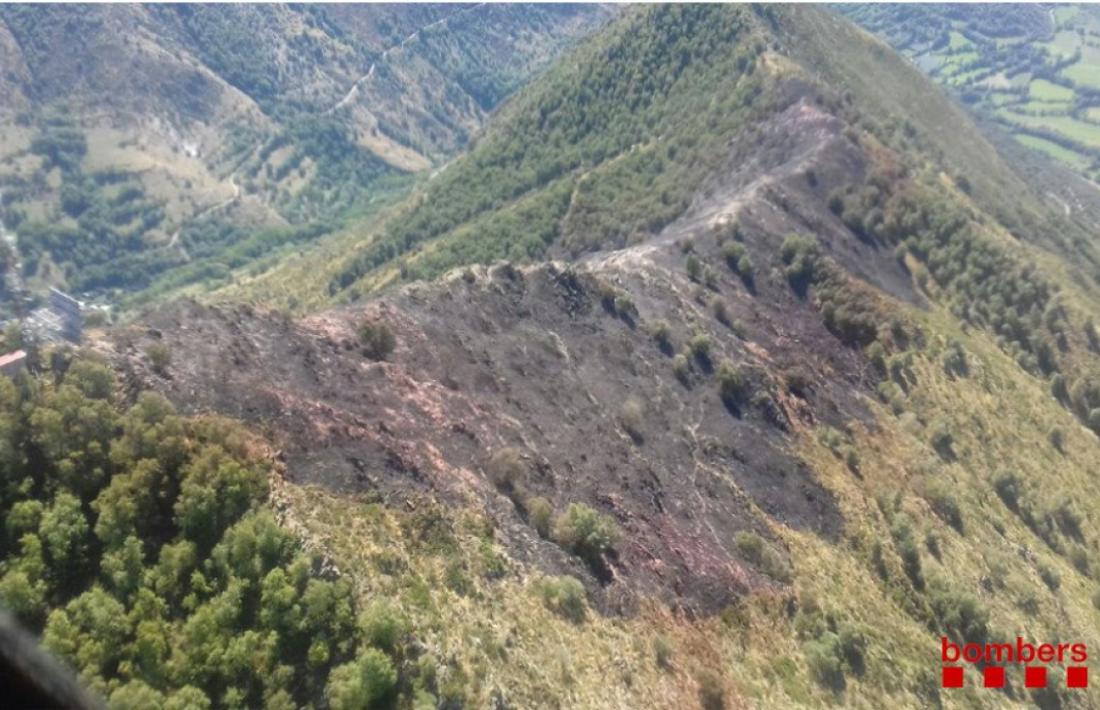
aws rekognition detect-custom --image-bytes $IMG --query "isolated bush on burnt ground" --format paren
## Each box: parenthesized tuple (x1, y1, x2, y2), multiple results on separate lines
(620, 397, 646, 443)
(780, 233, 820, 298)
(359, 320, 396, 361)
(487, 447, 526, 495)
(552, 503, 621, 578)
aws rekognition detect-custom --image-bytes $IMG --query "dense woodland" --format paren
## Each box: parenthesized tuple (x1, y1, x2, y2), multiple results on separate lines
(332, 5, 767, 291)
(0, 359, 402, 709)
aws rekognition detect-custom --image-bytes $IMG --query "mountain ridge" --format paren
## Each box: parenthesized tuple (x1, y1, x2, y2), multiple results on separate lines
(4, 4, 1100, 708)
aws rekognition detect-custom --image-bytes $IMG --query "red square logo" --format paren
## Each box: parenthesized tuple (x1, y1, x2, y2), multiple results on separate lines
(1067, 666, 1088, 688)
(1025, 666, 1047, 688)
(942, 666, 964, 688)
(983, 666, 1005, 688)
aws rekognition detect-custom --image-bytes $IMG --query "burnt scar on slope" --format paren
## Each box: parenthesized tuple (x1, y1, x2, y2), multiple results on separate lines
(127, 290, 844, 575)
(716, 439, 842, 539)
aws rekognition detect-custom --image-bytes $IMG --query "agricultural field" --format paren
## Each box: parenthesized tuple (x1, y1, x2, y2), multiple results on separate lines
(843, 4, 1100, 182)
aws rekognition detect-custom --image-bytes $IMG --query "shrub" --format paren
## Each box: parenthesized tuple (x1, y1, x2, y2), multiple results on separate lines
(780, 234, 820, 295)
(722, 242, 755, 288)
(753, 391, 787, 430)
(688, 333, 713, 369)
(925, 530, 942, 560)
(713, 220, 740, 244)
(1089, 408, 1100, 435)
(552, 503, 620, 569)
(893, 243, 908, 264)
(736, 256, 755, 285)
(804, 633, 845, 691)
(993, 471, 1021, 511)
(818, 426, 846, 454)
(929, 584, 990, 646)
(1069, 546, 1090, 576)
(526, 497, 553, 538)
(613, 293, 638, 324)
(648, 320, 673, 354)
(620, 398, 645, 443)
(538, 575, 587, 623)
(696, 669, 726, 710)
(359, 321, 396, 361)
(924, 482, 964, 532)
(654, 635, 674, 670)
(146, 343, 171, 375)
(837, 626, 867, 675)
(686, 255, 702, 282)
(703, 267, 719, 291)
(734, 531, 764, 562)
(487, 448, 526, 493)
(876, 381, 906, 415)
(734, 531, 791, 582)
(712, 298, 731, 327)
(325, 649, 398, 710)
(844, 448, 860, 474)
(722, 241, 746, 269)
(717, 361, 749, 410)
(1050, 373, 1068, 401)
(672, 353, 691, 385)
(1048, 426, 1065, 452)
(1038, 563, 1061, 592)
(941, 340, 968, 377)
(928, 418, 954, 459)
(359, 601, 403, 653)
(892, 518, 924, 589)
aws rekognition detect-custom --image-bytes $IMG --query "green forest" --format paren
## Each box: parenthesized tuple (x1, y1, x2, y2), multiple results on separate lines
(0, 359, 402, 709)
(331, 4, 766, 292)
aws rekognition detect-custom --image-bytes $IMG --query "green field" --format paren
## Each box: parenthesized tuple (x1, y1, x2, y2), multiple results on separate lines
(1003, 111, 1100, 149)
(1064, 61, 1100, 90)
(844, 5, 1100, 179)
(947, 30, 970, 50)
(1045, 30, 1082, 58)
(1014, 133, 1092, 169)
(1054, 6, 1081, 25)
(1029, 78, 1074, 102)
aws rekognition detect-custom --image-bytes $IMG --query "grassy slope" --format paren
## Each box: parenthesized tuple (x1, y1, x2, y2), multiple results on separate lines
(274, 295, 1100, 708)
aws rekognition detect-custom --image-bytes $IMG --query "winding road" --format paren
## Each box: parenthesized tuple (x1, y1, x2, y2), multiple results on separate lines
(325, 3, 487, 115)
(169, 4, 488, 263)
